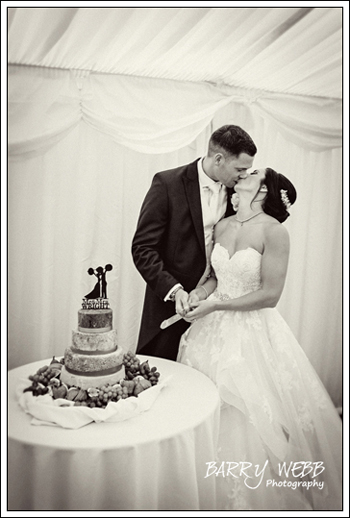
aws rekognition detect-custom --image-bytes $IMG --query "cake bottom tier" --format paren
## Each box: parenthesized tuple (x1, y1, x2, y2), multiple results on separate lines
(60, 365, 125, 390)
(63, 346, 123, 374)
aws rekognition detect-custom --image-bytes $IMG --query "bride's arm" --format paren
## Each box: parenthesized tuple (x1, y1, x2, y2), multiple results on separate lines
(189, 276, 218, 303)
(186, 224, 290, 319)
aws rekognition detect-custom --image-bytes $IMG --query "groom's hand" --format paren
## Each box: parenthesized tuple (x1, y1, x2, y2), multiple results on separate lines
(180, 291, 200, 322)
(175, 289, 190, 317)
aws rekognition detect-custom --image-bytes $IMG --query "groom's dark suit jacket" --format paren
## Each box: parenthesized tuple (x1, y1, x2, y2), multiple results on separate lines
(132, 158, 234, 360)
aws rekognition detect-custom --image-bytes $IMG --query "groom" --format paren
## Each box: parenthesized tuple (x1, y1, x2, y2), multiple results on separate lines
(132, 125, 257, 360)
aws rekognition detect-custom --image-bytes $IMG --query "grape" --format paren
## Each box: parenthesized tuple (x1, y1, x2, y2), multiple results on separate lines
(91, 382, 131, 408)
(122, 351, 160, 387)
(24, 364, 61, 397)
(122, 351, 141, 377)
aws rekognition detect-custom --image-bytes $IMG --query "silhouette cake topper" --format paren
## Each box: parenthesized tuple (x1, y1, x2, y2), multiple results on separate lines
(82, 264, 113, 309)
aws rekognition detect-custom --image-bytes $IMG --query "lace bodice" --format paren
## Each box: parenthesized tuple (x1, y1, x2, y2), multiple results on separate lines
(211, 243, 262, 299)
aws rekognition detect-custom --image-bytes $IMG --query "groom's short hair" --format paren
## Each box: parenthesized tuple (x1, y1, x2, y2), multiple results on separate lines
(208, 125, 257, 158)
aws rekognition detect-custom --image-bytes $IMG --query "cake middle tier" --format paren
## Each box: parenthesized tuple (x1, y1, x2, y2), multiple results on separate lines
(64, 346, 124, 374)
(72, 329, 118, 353)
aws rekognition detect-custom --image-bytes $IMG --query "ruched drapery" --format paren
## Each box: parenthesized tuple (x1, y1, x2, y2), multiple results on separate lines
(9, 65, 341, 159)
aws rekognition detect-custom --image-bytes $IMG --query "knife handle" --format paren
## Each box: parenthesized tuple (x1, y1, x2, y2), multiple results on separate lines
(160, 313, 182, 329)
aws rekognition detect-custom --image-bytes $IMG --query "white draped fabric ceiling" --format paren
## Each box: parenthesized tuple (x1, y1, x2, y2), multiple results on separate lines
(7, 6, 343, 406)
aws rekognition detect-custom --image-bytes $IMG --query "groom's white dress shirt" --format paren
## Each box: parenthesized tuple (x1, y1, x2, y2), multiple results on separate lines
(197, 157, 227, 286)
(165, 158, 227, 301)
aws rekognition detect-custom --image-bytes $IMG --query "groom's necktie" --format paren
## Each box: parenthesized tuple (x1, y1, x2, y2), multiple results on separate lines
(196, 181, 225, 287)
(205, 182, 224, 224)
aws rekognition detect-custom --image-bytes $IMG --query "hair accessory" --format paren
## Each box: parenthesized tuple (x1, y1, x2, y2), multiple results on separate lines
(280, 189, 291, 209)
(230, 193, 239, 211)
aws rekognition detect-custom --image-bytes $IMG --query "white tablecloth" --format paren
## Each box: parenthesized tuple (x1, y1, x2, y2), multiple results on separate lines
(8, 356, 221, 511)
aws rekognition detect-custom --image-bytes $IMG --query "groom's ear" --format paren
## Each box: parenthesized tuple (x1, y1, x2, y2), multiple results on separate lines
(214, 153, 224, 165)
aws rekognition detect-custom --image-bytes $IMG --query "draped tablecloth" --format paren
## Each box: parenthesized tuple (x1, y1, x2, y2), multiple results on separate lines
(8, 356, 221, 511)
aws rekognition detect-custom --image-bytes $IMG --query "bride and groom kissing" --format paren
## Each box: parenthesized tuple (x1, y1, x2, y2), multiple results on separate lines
(131, 125, 341, 510)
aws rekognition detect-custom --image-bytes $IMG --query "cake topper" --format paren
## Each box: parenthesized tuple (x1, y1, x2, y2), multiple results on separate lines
(82, 264, 113, 309)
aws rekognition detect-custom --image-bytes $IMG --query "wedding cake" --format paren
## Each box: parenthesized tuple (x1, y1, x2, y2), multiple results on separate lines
(60, 265, 125, 389)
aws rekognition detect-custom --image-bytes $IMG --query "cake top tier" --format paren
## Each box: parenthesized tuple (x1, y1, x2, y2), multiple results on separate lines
(78, 308, 113, 331)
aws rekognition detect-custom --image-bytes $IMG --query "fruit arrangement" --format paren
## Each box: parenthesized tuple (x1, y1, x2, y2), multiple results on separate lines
(23, 356, 65, 397)
(23, 352, 160, 409)
(123, 351, 160, 385)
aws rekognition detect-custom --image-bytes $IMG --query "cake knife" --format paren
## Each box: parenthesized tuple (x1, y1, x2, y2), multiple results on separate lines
(160, 313, 182, 329)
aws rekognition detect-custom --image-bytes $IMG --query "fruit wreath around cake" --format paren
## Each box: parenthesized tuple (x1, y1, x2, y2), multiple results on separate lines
(23, 351, 161, 409)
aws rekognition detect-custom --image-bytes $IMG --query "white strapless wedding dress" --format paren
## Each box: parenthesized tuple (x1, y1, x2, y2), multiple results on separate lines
(177, 244, 342, 510)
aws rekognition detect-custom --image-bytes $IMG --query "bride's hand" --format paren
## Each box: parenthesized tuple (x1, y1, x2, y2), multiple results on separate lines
(182, 298, 200, 322)
(185, 300, 216, 321)
(188, 290, 200, 308)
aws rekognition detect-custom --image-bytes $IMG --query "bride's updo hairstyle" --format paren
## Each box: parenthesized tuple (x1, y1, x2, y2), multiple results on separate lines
(254, 168, 297, 223)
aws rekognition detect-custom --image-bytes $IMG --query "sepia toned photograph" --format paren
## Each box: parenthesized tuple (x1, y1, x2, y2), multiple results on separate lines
(5, 1, 347, 514)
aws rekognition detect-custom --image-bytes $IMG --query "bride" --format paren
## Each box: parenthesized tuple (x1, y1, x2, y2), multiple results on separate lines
(177, 167, 342, 510)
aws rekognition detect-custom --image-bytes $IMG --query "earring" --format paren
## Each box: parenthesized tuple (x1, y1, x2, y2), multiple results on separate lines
(259, 185, 268, 193)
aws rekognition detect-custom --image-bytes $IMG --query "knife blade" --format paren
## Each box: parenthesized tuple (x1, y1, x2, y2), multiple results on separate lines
(160, 313, 182, 329)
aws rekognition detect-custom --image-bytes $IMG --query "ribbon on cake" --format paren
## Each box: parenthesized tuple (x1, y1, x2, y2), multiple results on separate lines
(16, 376, 172, 429)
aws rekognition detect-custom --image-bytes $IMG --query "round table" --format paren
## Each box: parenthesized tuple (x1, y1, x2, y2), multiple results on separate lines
(8, 356, 221, 511)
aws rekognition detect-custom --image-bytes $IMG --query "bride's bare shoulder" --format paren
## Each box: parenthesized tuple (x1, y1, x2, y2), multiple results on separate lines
(263, 220, 290, 247)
